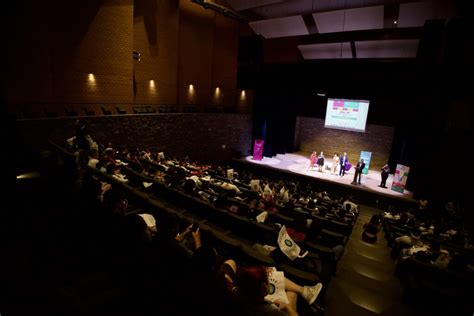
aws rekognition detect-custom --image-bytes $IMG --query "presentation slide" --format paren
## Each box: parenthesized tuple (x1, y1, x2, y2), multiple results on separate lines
(324, 99, 370, 132)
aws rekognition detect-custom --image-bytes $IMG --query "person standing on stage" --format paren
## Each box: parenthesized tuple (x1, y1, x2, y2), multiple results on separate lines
(379, 164, 390, 188)
(331, 153, 339, 174)
(339, 152, 348, 176)
(352, 159, 365, 185)
(309, 151, 317, 170)
(317, 152, 325, 172)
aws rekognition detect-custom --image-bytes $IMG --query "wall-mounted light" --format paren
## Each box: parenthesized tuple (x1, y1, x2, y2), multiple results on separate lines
(215, 87, 220, 97)
(87, 73, 97, 91)
(393, 19, 398, 25)
(149, 80, 156, 94)
(240, 90, 246, 100)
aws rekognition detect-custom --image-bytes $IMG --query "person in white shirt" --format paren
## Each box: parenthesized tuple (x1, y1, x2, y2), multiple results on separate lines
(343, 198, 358, 214)
(88, 150, 100, 168)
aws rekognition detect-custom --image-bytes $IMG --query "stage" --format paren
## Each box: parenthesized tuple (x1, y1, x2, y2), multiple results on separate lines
(239, 152, 414, 202)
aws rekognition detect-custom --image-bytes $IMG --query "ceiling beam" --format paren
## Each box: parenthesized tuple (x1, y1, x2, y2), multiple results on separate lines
(265, 27, 424, 46)
(302, 13, 318, 34)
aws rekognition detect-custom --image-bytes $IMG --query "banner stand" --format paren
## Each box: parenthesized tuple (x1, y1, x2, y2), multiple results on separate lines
(391, 164, 410, 193)
(252, 139, 264, 160)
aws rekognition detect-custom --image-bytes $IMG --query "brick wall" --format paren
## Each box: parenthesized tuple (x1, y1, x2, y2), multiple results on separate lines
(7, 0, 245, 117)
(17, 114, 252, 163)
(296, 116, 394, 170)
(133, 0, 179, 105)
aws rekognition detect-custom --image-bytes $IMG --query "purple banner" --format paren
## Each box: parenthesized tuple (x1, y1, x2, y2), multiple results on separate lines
(253, 139, 264, 160)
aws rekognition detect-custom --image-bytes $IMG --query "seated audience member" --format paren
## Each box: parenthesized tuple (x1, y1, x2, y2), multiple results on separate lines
(418, 197, 428, 211)
(220, 181, 241, 194)
(433, 249, 452, 269)
(88, 149, 100, 168)
(286, 216, 308, 242)
(263, 182, 273, 199)
(235, 265, 323, 316)
(362, 215, 381, 243)
(395, 229, 422, 246)
(306, 198, 316, 209)
(109, 165, 128, 183)
(184, 178, 197, 194)
(102, 147, 117, 166)
(262, 193, 278, 214)
(343, 197, 358, 214)
(187, 228, 240, 315)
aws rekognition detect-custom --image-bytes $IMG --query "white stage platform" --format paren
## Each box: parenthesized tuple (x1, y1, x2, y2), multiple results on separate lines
(240, 152, 414, 201)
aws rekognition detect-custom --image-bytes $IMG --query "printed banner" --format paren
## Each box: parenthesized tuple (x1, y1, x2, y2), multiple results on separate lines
(391, 164, 410, 193)
(359, 151, 372, 174)
(252, 139, 264, 160)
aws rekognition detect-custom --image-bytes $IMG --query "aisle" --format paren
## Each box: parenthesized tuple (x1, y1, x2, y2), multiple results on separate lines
(323, 205, 413, 316)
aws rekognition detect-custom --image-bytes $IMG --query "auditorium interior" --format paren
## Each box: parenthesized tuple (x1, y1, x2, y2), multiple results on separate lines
(3, 0, 474, 315)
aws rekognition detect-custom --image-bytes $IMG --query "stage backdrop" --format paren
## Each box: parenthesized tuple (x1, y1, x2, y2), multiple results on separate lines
(296, 117, 394, 170)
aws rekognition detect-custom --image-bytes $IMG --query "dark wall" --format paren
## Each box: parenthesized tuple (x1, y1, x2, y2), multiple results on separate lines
(6, 0, 249, 116)
(16, 113, 252, 165)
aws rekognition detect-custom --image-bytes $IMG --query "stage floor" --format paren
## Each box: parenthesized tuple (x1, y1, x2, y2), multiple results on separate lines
(240, 152, 414, 201)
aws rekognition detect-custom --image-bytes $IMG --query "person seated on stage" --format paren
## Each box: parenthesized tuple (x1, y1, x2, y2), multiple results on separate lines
(235, 265, 323, 316)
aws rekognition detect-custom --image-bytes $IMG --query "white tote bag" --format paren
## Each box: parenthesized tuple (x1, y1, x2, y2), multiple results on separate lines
(264, 267, 289, 304)
(278, 226, 308, 261)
